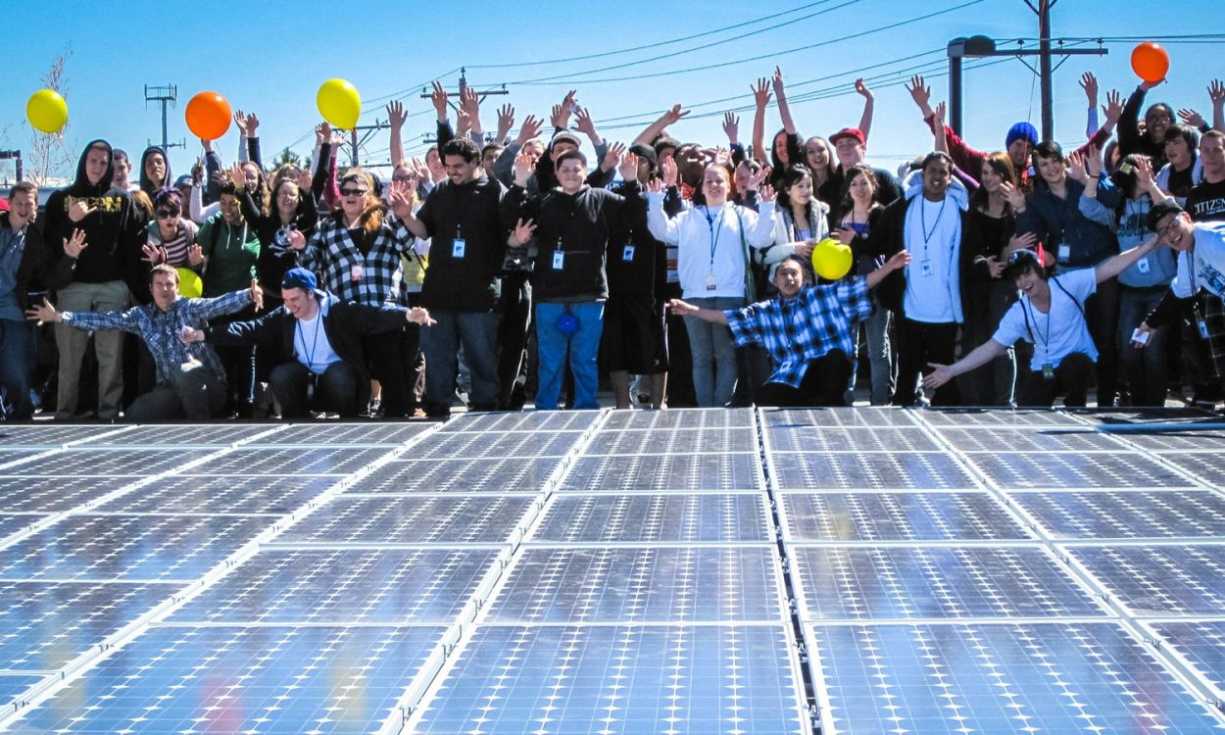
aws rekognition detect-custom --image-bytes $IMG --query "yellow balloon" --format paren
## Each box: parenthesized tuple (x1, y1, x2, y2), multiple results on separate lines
(177, 268, 203, 299)
(811, 237, 853, 281)
(27, 89, 68, 134)
(316, 78, 361, 130)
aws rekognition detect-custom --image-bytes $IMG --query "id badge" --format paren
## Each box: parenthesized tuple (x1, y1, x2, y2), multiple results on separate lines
(705, 273, 717, 291)
(1041, 363, 1055, 381)
(350, 264, 364, 282)
(1057, 243, 1071, 263)
(920, 259, 934, 278)
(452, 238, 466, 259)
(1136, 256, 1150, 275)
(622, 245, 635, 262)
(1198, 319, 1211, 340)
(1131, 327, 1151, 346)
(552, 251, 565, 270)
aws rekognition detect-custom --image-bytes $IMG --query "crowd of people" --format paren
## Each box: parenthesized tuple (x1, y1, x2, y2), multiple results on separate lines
(3, 67, 1225, 422)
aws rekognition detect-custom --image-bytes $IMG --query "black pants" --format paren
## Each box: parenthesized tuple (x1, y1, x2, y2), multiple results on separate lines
(365, 325, 415, 417)
(269, 361, 361, 418)
(1085, 277, 1120, 406)
(660, 284, 696, 407)
(1018, 351, 1094, 407)
(893, 318, 960, 406)
(496, 274, 532, 409)
(757, 350, 852, 407)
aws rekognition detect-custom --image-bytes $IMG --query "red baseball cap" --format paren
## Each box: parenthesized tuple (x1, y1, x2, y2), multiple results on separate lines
(829, 127, 866, 146)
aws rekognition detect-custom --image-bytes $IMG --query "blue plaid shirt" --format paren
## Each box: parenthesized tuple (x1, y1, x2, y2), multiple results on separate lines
(725, 276, 873, 388)
(64, 290, 252, 384)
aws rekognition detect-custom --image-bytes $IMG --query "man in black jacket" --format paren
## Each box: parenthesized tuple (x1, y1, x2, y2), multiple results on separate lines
(502, 149, 640, 410)
(183, 268, 434, 418)
(871, 152, 977, 406)
(0, 183, 47, 419)
(396, 138, 507, 417)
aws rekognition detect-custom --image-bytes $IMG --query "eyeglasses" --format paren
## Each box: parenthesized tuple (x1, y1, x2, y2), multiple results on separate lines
(392, 174, 413, 182)
(340, 188, 368, 197)
(1156, 215, 1183, 240)
(156, 209, 178, 219)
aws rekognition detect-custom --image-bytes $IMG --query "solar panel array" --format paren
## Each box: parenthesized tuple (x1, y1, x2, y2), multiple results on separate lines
(0, 408, 1222, 734)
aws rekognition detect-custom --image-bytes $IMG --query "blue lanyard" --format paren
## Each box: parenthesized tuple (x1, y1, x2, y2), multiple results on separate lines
(703, 205, 727, 267)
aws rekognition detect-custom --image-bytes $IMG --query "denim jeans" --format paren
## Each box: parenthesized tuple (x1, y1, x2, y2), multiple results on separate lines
(1118, 285, 1169, 406)
(535, 301, 604, 410)
(857, 305, 894, 405)
(421, 309, 499, 414)
(0, 319, 35, 419)
(682, 296, 743, 407)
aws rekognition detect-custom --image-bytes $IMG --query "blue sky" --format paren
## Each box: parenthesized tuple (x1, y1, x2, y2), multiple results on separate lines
(3, 0, 1223, 182)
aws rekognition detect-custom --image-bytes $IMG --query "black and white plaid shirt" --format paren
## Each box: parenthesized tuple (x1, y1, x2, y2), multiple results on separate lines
(301, 213, 414, 306)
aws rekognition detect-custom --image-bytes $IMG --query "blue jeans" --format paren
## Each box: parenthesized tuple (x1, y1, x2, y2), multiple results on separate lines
(535, 301, 604, 410)
(682, 296, 743, 407)
(0, 318, 35, 419)
(422, 309, 499, 414)
(1118, 286, 1169, 406)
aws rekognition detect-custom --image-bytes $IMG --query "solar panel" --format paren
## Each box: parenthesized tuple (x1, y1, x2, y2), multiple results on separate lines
(486, 547, 783, 624)
(0, 675, 44, 709)
(1070, 545, 1225, 616)
(809, 622, 1224, 735)
(585, 427, 758, 454)
(411, 625, 806, 734)
(603, 407, 756, 429)
(0, 450, 41, 468)
(772, 451, 977, 490)
(249, 421, 433, 446)
(0, 513, 49, 542)
(790, 546, 1105, 621)
(1115, 430, 1225, 451)
(440, 410, 600, 432)
(408, 430, 580, 459)
(531, 493, 772, 543)
(275, 495, 535, 545)
(1163, 452, 1225, 487)
(761, 406, 919, 428)
(781, 492, 1031, 541)
(13, 449, 187, 476)
(561, 453, 765, 492)
(169, 548, 499, 624)
(918, 408, 1086, 426)
(348, 457, 563, 494)
(74, 423, 275, 447)
(0, 514, 273, 581)
(181, 447, 390, 475)
(1011, 490, 1225, 538)
(0, 424, 122, 447)
(970, 451, 1193, 489)
(0, 476, 143, 513)
(1149, 622, 1225, 699)
(933, 426, 1124, 452)
(768, 426, 940, 453)
(93, 475, 338, 515)
(5, 625, 448, 735)
(0, 580, 183, 670)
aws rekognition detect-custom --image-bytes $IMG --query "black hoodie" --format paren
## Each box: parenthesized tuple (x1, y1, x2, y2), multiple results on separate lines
(138, 146, 172, 196)
(43, 140, 145, 293)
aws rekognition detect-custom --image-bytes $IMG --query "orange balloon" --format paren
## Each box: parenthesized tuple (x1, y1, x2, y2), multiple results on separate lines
(1130, 42, 1169, 84)
(185, 91, 232, 140)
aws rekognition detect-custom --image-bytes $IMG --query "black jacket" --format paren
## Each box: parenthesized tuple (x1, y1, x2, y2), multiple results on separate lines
(206, 292, 407, 381)
(417, 176, 508, 311)
(869, 194, 979, 319)
(504, 183, 641, 301)
(240, 163, 329, 292)
(605, 182, 656, 298)
(43, 140, 145, 294)
(0, 213, 48, 311)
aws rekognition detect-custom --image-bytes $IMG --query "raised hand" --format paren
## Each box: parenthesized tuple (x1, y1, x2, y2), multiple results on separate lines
(386, 100, 406, 129)
(228, 162, 247, 189)
(67, 199, 95, 223)
(574, 106, 598, 138)
(515, 115, 543, 146)
(1066, 151, 1088, 183)
(1000, 181, 1026, 212)
(245, 112, 260, 136)
(249, 278, 264, 311)
(751, 78, 771, 109)
(1007, 231, 1038, 254)
(748, 164, 772, 192)
(25, 298, 60, 325)
(511, 217, 537, 246)
(1134, 155, 1156, 190)
(287, 228, 306, 250)
(431, 81, 449, 121)
(1210, 79, 1225, 107)
(722, 112, 740, 144)
(557, 89, 578, 127)
(316, 121, 334, 148)
(933, 100, 947, 125)
(661, 103, 688, 127)
(645, 177, 665, 194)
(1102, 89, 1124, 125)
(295, 167, 313, 192)
(1084, 144, 1102, 178)
(456, 108, 472, 136)
(617, 150, 639, 181)
(1179, 108, 1206, 128)
(757, 181, 775, 201)
(854, 78, 873, 100)
(1079, 72, 1098, 107)
(771, 66, 786, 99)
(233, 110, 248, 136)
(513, 151, 535, 186)
(496, 104, 515, 142)
(603, 141, 627, 173)
(460, 85, 480, 119)
(63, 229, 89, 258)
(141, 243, 168, 264)
(191, 157, 204, 184)
(905, 74, 932, 114)
(660, 156, 678, 187)
(187, 244, 205, 267)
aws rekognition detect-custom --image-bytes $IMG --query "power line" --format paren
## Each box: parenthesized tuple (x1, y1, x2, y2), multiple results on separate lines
(501, 0, 985, 86)
(362, 67, 464, 110)
(497, 0, 859, 86)
(465, 1, 836, 70)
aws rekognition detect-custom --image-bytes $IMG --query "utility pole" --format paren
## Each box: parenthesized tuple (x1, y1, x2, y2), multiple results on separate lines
(947, 0, 1106, 141)
(345, 119, 392, 167)
(0, 150, 21, 183)
(144, 84, 185, 152)
(418, 67, 510, 120)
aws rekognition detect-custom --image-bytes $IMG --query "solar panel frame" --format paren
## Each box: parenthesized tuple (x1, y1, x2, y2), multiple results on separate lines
(529, 492, 774, 544)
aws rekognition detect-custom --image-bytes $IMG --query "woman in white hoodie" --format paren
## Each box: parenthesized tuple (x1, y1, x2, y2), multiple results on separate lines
(647, 161, 776, 406)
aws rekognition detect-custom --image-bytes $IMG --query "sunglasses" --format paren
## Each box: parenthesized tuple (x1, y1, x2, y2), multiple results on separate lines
(156, 209, 178, 219)
(340, 188, 368, 197)
(1007, 248, 1039, 265)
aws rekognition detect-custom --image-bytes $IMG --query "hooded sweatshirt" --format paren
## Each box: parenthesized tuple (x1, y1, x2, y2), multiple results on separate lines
(43, 140, 145, 292)
(139, 146, 173, 196)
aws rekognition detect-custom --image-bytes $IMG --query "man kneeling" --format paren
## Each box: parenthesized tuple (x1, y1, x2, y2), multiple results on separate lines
(925, 238, 1161, 406)
(181, 268, 434, 418)
(668, 252, 910, 406)
(27, 261, 259, 421)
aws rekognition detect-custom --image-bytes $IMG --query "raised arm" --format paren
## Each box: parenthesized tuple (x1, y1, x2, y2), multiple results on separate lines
(1095, 235, 1160, 283)
(855, 78, 875, 142)
(750, 78, 771, 165)
(387, 101, 406, 169)
(632, 104, 688, 148)
(771, 67, 797, 136)
(1210, 79, 1225, 132)
(645, 176, 681, 245)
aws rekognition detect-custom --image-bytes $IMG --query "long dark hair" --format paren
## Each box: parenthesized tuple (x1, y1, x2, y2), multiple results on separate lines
(971, 152, 1018, 213)
(839, 164, 879, 215)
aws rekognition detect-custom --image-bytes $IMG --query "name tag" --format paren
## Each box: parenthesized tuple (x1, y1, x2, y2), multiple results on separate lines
(622, 245, 635, 262)
(452, 238, 466, 259)
(1198, 319, 1211, 340)
(1131, 327, 1151, 345)
(552, 251, 565, 270)
(1136, 257, 1150, 274)
(919, 259, 934, 278)
(705, 273, 717, 291)
(1057, 243, 1071, 263)
(350, 264, 364, 282)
